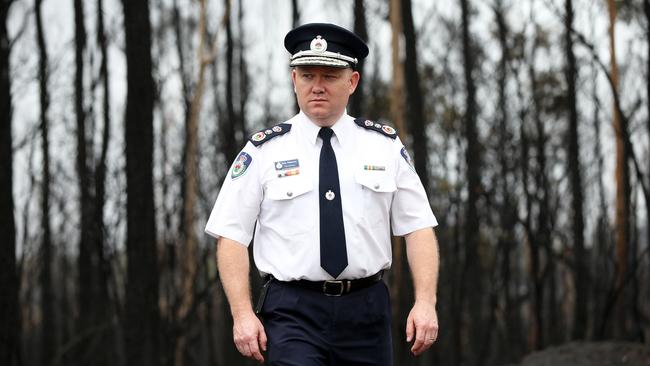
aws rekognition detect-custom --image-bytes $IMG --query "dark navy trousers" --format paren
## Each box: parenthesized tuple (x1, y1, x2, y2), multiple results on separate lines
(259, 280, 393, 366)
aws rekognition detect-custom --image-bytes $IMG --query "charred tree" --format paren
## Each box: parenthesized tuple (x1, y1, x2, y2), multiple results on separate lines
(35, 0, 56, 363)
(460, 0, 483, 363)
(388, 0, 408, 362)
(607, 0, 631, 339)
(237, 0, 248, 140)
(73, 1, 102, 364)
(93, 0, 114, 363)
(176, 1, 218, 363)
(493, 1, 523, 361)
(0, 1, 20, 365)
(291, 0, 300, 115)
(401, 0, 430, 195)
(643, 0, 650, 274)
(564, 0, 587, 341)
(223, 0, 237, 162)
(349, 0, 367, 117)
(121, 0, 161, 365)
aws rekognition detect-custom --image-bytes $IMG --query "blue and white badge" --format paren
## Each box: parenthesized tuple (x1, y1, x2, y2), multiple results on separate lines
(274, 159, 300, 171)
(400, 147, 415, 172)
(231, 152, 252, 179)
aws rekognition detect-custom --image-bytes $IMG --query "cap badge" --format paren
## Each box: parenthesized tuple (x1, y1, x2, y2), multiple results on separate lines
(310, 35, 328, 53)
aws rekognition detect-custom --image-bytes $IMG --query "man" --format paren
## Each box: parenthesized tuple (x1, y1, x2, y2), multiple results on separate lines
(205, 22, 439, 365)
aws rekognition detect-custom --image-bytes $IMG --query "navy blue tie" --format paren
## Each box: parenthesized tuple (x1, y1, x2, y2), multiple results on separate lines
(318, 128, 348, 278)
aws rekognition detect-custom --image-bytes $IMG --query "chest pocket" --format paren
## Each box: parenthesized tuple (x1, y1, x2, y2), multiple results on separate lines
(354, 168, 397, 228)
(264, 175, 315, 235)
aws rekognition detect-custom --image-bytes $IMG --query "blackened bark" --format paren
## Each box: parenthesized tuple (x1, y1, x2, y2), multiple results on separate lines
(349, 0, 367, 117)
(35, 0, 55, 363)
(73, 1, 99, 364)
(460, 0, 483, 364)
(222, 0, 237, 162)
(493, 2, 523, 360)
(565, 0, 587, 340)
(93, 0, 114, 363)
(643, 0, 650, 282)
(237, 0, 248, 139)
(606, 0, 631, 339)
(529, 48, 548, 350)
(401, 0, 430, 195)
(173, 0, 191, 239)
(291, 0, 300, 114)
(121, 0, 160, 365)
(0, 2, 20, 365)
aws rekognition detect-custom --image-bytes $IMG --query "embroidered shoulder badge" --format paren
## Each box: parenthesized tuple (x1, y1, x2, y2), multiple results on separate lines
(248, 123, 292, 146)
(400, 147, 416, 172)
(354, 118, 397, 139)
(231, 151, 252, 179)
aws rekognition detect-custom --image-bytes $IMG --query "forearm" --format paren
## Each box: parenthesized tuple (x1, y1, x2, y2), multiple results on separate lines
(217, 237, 253, 318)
(405, 227, 439, 305)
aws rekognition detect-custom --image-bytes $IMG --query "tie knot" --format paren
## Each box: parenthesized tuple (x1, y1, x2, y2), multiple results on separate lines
(319, 127, 334, 142)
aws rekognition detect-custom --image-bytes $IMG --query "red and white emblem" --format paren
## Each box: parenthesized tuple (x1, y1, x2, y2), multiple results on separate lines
(382, 125, 396, 135)
(252, 132, 266, 142)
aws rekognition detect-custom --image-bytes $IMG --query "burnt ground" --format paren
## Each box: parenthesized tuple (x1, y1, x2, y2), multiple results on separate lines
(512, 342, 650, 366)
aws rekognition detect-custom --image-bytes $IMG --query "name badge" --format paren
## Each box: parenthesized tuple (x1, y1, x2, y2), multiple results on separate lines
(275, 159, 300, 178)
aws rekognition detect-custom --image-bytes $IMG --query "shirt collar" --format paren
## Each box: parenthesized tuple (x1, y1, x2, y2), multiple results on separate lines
(299, 110, 351, 147)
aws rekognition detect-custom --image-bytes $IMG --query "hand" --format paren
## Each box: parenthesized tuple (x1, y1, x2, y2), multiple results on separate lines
(405, 300, 439, 356)
(232, 310, 267, 363)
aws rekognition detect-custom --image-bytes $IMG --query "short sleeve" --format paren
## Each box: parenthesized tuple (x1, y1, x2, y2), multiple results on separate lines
(204, 142, 263, 246)
(390, 137, 438, 236)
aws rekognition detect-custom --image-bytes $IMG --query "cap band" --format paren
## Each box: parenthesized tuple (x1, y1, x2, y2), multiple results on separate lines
(290, 50, 358, 68)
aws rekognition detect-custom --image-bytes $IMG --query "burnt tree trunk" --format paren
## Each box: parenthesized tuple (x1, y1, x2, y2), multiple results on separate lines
(0, 1, 20, 364)
(401, 0, 430, 195)
(73, 1, 101, 364)
(237, 0, 248, 140)
(93, 0, 114, 363)
(493, 1, 523, 361)
(460, 0, 483, 364)
(607, 0, 631, 339)
(121, 0, 161, 365)
(223, 0, 237, 163)
(529, 40, 548, 350)
(389, 0, 408, 362)
(35, 0, 56, 364)
(564, 0, 587, 341)
(643, 0, 650, 288)
(172, 0, 192, 241)
(291, 0, 300, 114)
(349, 0, 367, 117)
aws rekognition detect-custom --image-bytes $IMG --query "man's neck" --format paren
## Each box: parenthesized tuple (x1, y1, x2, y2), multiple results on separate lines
(303, 110, 346, 128)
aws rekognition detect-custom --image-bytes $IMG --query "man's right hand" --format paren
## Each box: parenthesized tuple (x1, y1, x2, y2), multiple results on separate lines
(232, 310, 267, 363)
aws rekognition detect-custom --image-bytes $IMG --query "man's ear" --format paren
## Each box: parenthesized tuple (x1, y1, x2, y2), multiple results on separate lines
(291, 68, 298, 90)
(349, 71, 360, 95)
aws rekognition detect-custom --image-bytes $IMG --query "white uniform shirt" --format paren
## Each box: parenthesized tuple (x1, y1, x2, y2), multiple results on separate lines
(205, 112, 438, 281)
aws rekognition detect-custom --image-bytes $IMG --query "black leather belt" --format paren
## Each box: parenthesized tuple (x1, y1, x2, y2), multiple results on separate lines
(274, 271, 384, 297)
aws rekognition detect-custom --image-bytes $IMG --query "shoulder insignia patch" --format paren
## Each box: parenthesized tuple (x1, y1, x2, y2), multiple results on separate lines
(249, 123, 292, 147)
(354, 118, 397, 139)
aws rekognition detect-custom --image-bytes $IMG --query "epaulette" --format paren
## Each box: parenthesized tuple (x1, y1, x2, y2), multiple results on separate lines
(248, 123, 292, 147)
(354, 118, 398, 139)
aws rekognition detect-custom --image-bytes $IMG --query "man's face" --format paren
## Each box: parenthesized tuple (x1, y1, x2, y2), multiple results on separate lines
(291, 65, 360, 126)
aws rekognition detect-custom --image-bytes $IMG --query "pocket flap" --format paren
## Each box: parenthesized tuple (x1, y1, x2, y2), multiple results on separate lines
(266, 176, 314, 200)
(355, 170, 397, 193)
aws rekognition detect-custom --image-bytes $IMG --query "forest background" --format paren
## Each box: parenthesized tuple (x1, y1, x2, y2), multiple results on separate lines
(1, 0, 649, 365)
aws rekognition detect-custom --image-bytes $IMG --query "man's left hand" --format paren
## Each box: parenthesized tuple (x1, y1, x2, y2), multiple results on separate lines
(405, 300, 439, 356)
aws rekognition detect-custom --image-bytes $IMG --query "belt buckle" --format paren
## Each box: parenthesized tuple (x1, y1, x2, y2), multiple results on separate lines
(323, 280, 349, 296)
